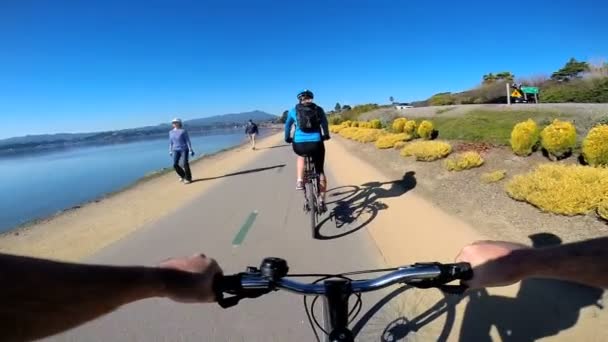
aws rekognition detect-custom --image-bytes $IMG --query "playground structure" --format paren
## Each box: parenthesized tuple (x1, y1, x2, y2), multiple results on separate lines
(507, 83, 540, 104)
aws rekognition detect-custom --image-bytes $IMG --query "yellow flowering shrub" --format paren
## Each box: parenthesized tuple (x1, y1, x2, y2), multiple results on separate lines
(598, 198, 608, 221)
(404, 120, 418, 135)
(351, 121, 360, 127)
(506, 164, 608, 215)
(510, 119, 539, 156)
(370, 119, 382, 129)
(400, 141, 452, 161)
(444, 151, 484, 171)
(417, 120, 434, 140)
(582, 124, 608, 166)
(481, 170, 507, 183)
(393, 141, 407, 149)
(392, 118, 407, 133)
(329, 125, 345, 133)
(342, 120, 353, 127)
(540, 119, 577, 159)
(375, 133, 413, 149)
(339, 127, 384, 143)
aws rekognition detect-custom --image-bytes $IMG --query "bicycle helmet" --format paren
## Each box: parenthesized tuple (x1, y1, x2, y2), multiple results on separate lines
(297, 89, 314, 100)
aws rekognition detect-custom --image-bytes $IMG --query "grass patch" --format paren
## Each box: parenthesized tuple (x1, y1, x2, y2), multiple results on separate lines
(427, 109, 572, 145)
(436, 107, 456, 115)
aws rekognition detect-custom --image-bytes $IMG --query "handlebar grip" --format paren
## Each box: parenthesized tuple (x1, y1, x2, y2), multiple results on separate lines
(451, 262, 473, 281)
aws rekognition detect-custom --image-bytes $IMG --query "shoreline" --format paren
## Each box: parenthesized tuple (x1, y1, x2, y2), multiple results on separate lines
(0, 133, 284, 261)
(1, 128, 281, 236)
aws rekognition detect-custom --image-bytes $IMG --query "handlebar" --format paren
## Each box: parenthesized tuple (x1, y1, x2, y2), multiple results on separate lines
(214, 258, 472, 309)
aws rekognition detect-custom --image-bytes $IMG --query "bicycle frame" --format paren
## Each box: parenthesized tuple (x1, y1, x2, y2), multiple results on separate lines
(323, 279, 355, 342)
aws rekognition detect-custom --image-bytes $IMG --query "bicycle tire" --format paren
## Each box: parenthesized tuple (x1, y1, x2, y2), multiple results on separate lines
(306, 181, 317, 237)
(352, 286, 459, 342)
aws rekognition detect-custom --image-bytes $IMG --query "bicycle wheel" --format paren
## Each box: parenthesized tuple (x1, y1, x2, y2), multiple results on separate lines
(305, 181, 317, 237)
(352, 286, 459, 342)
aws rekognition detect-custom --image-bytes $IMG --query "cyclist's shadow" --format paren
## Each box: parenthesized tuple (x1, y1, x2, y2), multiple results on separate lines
(315, 171, 417, 240)
(459, 233, 605, 342)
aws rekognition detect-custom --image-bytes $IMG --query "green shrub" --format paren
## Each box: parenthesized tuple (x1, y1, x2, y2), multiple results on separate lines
(540, 119, 577, 159)
(417, 120, 434, 140)
(370, 119, 382, 129)
(506, 164, 608, 215)
(444, 151, 484, 171)
(541, 78, 608, 103)
(510, 119, 539, 156)
(429, 93, 456, 106)
(481, 170, 507, 183)
(400, 141, 452, 161)
(328, 115, 343, 125)
(582, 124, 608, 166)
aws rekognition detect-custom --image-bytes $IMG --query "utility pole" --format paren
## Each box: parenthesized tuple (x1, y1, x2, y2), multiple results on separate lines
(507, 83, 511, 105)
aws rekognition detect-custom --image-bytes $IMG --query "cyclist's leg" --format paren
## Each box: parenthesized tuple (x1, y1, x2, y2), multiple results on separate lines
(251, 133, 256, 149)
(314, 142, 327, 201)
(292, 143, 307, 189)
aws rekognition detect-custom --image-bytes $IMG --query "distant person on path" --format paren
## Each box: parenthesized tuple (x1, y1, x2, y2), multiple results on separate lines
(169, 118, 195, 184)
(245, 119, 259, 150)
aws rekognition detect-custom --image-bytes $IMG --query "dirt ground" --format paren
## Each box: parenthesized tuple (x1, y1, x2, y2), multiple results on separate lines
(335, 136, 608, 245)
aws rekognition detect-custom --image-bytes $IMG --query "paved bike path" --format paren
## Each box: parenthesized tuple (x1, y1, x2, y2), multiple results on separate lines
(48, 138, 395, 341)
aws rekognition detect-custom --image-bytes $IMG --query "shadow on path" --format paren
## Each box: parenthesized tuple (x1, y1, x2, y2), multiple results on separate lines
(315, 171, 416, 240)
(191, 164, 285, 183)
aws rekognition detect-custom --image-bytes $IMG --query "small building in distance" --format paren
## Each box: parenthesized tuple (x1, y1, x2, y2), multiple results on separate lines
(394, 102, 413, 110)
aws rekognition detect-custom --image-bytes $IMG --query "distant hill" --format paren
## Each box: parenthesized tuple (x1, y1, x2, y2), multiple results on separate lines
(0, 110, 277, 153)
(186, 110, 276, 126)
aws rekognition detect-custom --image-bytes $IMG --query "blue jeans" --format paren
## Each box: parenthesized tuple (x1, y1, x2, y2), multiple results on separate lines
(173, 149, 192, 181)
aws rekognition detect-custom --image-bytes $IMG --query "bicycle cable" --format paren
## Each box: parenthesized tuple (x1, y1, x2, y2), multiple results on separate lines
(301, 274, 364, 342)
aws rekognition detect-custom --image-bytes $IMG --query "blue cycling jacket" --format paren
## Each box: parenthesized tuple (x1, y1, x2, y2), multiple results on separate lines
(284, 105, 329, 143)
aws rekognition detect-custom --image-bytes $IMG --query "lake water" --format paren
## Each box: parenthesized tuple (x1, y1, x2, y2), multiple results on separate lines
(0, 130, 251, 233)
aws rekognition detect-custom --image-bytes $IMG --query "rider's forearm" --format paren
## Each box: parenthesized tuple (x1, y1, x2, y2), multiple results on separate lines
(513, 237, 608, 288)
(0, 254, 182, 341)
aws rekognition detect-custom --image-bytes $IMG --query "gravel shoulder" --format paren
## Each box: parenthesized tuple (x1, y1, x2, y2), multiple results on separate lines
(334, 136, 608, 244)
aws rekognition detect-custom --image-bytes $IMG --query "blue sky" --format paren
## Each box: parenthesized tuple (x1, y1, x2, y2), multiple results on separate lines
(0, 0, 606, 138)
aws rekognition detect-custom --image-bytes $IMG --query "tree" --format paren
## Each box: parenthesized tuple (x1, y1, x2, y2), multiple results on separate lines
(482, 73, 497, 84)
(335, 102, 341, 112)
(551, 58, 590, 81)
(483, 72, 514, 84)
(342, 104, 352, 111)
(496, 71, 514, 82)
(279, 110, 288, 124)
(389, 96, 394, 104)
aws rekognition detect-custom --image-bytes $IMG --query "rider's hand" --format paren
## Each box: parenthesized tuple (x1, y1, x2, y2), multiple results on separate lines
(455, 240, 529, 289)
(158, 254, 222, 303)
(322, 135, 331, 141)
(169, 151, 173, 156)
(190, 150, 195, 157)
(285, 137, 293, 144)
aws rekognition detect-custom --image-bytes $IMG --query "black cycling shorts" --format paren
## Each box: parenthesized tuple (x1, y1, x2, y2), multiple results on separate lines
(292, 141, 325, 174)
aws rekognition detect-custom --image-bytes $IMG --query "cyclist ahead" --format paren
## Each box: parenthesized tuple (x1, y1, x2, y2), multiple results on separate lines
(284, 90, 330, 209)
